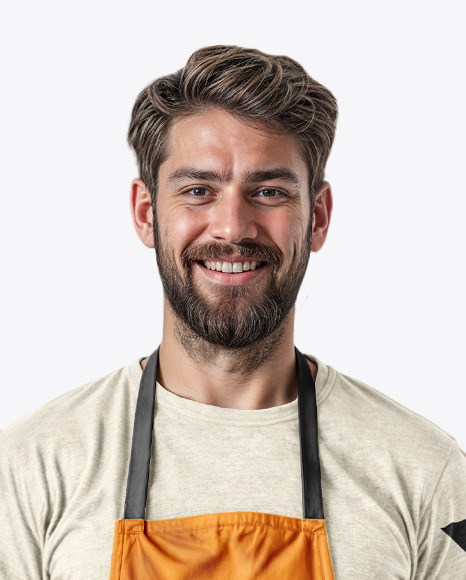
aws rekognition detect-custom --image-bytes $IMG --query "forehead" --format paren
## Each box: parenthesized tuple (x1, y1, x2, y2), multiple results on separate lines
(159, 108, 309, 185)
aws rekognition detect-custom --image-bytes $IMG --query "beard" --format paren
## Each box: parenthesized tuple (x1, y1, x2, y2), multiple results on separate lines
(153, 215, 312, 354)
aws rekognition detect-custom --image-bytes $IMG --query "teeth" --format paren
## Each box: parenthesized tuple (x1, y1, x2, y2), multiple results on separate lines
(202, 260, 260, 273)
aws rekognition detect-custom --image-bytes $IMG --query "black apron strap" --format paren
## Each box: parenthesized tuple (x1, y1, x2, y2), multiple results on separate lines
(295, 347, 325, 519)
(124, 346, 324, 521)
(124, 348, 159, 519)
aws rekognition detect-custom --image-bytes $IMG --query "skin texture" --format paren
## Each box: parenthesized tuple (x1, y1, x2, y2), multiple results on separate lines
(131, 108, 332, 410)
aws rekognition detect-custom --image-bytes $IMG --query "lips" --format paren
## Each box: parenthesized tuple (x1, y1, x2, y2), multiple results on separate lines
(182, 241, 281, 276)
(200, 260, 264, 273)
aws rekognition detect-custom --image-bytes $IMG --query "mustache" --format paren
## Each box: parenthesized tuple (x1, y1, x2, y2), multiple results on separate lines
(181, 241, 282, 270)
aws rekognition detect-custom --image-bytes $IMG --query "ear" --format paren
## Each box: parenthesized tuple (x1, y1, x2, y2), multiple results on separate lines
(311, 182, 332, 252)
(130, 178, 155, 249)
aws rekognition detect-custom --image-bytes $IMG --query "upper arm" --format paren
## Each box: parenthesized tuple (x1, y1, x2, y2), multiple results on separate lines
(416, 442, 466, 578)
(0, 431, 45, 579)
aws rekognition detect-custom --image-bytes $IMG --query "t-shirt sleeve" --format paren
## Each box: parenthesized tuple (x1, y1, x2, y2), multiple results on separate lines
(416, 440, 466, 578)
(0, 430, 44, 579)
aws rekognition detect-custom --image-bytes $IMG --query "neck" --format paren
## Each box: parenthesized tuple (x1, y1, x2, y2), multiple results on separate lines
(141, 303, 317, 410)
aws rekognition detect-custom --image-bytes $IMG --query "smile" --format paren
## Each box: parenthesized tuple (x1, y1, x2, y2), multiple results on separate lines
(194, 260, 267, 286)
(200, 260, 265, 274)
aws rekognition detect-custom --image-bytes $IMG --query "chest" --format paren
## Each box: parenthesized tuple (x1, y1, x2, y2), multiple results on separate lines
(43, 435, 414, 579)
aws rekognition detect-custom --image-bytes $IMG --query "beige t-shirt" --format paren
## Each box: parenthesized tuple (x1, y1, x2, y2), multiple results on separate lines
(1, 354, 465, 579)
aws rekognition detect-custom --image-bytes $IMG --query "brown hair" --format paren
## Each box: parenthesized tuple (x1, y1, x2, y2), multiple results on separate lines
(128, 45, 338, 209)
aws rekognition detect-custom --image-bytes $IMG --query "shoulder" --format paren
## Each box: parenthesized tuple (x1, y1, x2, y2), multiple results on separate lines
(338, 365, 453, 449)
(0, 358, 142, 471)
(311, 354, 455, 451)
(309, 355, 462, 505)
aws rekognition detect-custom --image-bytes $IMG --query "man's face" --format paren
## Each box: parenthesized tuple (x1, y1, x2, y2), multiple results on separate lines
(154, 108, 313, 348)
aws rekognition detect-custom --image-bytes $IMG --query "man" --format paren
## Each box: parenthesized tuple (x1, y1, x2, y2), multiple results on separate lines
(1, 45, 465, 579)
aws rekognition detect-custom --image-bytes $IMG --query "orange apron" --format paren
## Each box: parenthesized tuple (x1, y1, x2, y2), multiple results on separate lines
(110, 348, 335, 579)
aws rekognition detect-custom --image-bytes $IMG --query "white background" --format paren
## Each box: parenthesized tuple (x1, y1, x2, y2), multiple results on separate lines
(1, 1, 465, 448)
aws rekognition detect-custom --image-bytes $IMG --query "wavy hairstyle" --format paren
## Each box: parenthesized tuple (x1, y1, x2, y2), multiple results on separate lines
(128, 45, 338, 210)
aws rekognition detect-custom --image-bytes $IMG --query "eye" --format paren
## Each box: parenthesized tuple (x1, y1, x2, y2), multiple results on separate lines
(185, 187, 210, 197)
(255, 188, 288, 199)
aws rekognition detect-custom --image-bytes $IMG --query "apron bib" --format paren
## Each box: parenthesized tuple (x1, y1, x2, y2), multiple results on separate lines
(109, 348, 334, 579)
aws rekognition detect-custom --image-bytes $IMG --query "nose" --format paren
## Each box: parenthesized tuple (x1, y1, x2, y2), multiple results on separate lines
(207, 193, 259, 243)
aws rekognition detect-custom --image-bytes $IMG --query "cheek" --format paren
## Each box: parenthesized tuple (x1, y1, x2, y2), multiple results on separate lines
(263, 211, 307, 252)
(166, 208, 207, 250)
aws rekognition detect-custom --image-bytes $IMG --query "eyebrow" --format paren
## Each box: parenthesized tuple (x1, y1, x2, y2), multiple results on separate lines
(166, 166, 302, 187)
(245, 169, 302, 187)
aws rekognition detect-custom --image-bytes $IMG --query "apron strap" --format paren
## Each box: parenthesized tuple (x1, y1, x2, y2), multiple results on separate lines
(124, 347, 324, 520)
(124, 348, 159, 519)
(296, 347, 325, 519)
